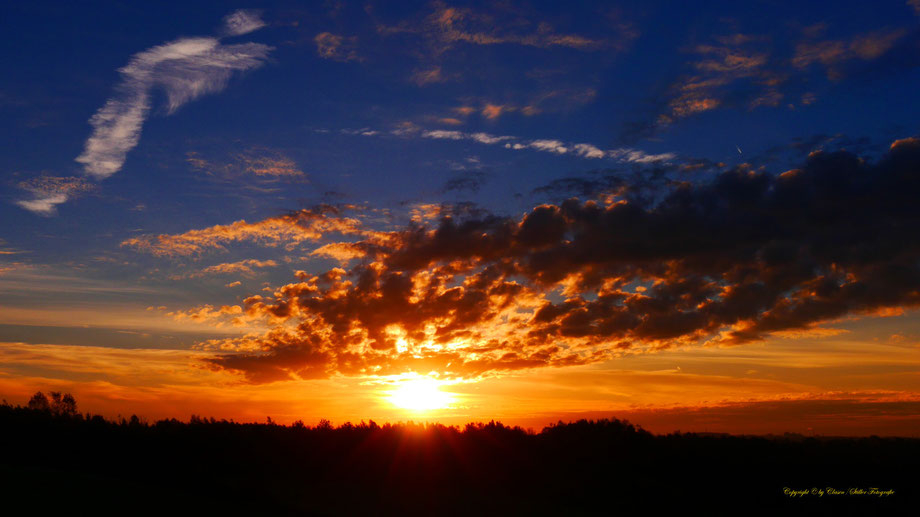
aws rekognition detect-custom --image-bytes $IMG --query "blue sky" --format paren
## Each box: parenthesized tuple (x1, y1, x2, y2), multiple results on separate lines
(1, 1, 920, 429)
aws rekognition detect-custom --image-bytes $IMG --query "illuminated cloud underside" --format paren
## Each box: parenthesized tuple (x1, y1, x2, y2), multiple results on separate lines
(128, 139, 920, 384)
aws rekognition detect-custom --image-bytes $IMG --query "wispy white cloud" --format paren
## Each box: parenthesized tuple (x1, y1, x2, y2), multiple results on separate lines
(528, 139, 568, 154)
(607, 148, 677, 163)
(15, 194, 69, 216)
(470, 132, 512, 145)
(353, 126, 675, 164)
(15, 176, 95, 216)
(76, 10, 271, 180)
(221, 10, 266, 36)
(422, 129, 465, 140)
(573, 143, 605, 159)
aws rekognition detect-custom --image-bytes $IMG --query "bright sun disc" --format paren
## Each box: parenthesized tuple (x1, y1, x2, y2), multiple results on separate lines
(388, 379, 453, 411)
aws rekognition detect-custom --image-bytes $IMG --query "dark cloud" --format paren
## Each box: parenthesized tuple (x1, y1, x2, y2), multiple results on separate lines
(756, 134, 882, 167)
(441, 171, 490, 193)
(199, 138, 920, 382)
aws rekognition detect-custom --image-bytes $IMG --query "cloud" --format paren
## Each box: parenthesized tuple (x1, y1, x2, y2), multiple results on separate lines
(378, 2, 632, 55)
(438, 91, 597, 123)
(408, 203, 446, 223)
(168, 304, 245, 326)
(573, 144, 605, 159)
(525, 87, 598, 114)
(389, 127, 675, 163)
(469, 133, 512, 145)
(606, 149, 677, 163)
(221, 10, 266, 36)
(599, 395, 920, 436)
(187, 149, 305, 179)
(314, 32, 361, 62)
(15, 176, 95, 216)
(528, 139, 568, 154)
(422, 129, 464, 140)
(0, 238, 25, 256)
(182, 259, 279, 279)
(481, 104, 508, 120)
(192, 138, 920, 383)
(310, 242, 367, 263)
(411, 67, 446, 86)
(239, 155, 304, 178)
(637, 26, 913, 137)
(16, 195, 69, 216)
(656, 36, 776, 127)
(441, 171, 490, 193)
(122, 206, 369, 257)
(792, 28, 907, 79)
(76, 11, 271, 179)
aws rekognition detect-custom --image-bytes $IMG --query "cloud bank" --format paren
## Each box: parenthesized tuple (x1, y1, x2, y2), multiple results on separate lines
(126, 138, 920, 383)
(75, 10, 271, 179)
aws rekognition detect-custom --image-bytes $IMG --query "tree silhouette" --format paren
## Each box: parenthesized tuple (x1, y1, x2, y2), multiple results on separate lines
(26, 391, 78, 416)
(2, 392, 916, 514)
(49, 391, 78, 416)
(27, 391, 50, 412)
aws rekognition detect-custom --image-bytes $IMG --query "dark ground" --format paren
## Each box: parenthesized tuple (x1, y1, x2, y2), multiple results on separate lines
(0, 399, 916, 516)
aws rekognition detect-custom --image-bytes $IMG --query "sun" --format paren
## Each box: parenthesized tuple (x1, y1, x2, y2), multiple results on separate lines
(388, 378, 454, 411)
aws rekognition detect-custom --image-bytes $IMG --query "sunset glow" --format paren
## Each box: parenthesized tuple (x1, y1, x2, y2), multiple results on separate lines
(387, 378, 455, 411)
(1, 1, 919, 439)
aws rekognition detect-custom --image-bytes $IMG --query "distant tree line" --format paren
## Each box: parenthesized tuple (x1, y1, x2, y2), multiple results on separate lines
(1, 392, 917, 515)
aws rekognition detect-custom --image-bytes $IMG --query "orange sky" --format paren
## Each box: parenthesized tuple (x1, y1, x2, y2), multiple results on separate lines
(4, 0, 920, 443)
(2, 306, 917, 436)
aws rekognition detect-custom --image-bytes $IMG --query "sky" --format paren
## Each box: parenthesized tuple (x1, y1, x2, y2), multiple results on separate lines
(2, 0, 920, 435)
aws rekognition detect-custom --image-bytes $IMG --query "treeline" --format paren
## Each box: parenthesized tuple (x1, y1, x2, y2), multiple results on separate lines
(1, 393, 917, 515)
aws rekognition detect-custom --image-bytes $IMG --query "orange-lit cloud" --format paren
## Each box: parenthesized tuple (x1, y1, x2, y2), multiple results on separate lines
(659, 36, 777, 125)
(411, 67, 446, 86)
(15, 175, 96, 216)
(240, 156, 304, 177)
(792, 28, 907, 78)
(2, 334, 918, 435)
(122, 206, 369, 257)
(481, 104, 508, 120)
(168, 304, 245, 326)
(187, 149, 305, 179)
(378, 3, 623, 55)
(314, 32, 361, 62)
(652, 26, 908, 130)
(181, 259, 279, 279)
(164, 139, 920, 385)
(310, 242, 367, 263)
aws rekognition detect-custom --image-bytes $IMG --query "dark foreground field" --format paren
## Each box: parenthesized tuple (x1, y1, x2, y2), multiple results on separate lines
(1, 397, 917, 516)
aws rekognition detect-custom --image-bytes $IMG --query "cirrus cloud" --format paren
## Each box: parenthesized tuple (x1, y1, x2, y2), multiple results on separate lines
(76, 10, 272, 180)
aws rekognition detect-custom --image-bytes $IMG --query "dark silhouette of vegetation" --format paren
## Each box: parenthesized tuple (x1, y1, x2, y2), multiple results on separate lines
(27, 391, 77, 416)
(1, 392, 917, 515)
